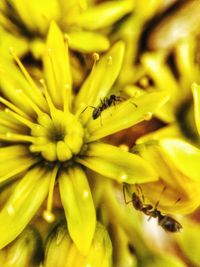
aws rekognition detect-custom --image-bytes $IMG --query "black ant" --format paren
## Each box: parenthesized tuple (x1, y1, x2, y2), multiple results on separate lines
(123, 185, 182, 233)
(81, 94, 137, 120)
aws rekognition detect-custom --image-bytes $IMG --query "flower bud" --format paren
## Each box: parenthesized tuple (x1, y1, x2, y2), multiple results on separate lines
(0, 226, 43, 267)
(44, 221, 112, 267)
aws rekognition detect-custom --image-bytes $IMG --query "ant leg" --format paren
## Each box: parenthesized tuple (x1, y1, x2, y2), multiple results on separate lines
(123, 184, 133, 205)
(129, 101, 138, 108)
(135, 184, 145, 202)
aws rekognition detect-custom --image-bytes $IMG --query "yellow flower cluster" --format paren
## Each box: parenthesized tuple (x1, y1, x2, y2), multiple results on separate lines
(0, 1, 200, 267)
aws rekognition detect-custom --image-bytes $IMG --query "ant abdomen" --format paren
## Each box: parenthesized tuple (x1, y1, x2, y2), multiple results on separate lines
(158, 214, 182, 233)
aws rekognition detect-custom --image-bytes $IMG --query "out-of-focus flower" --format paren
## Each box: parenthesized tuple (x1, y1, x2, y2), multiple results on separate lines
(176, 218, 200, 267)
(93, 177, 186, 267)
(0, 0, 134, 58)
(0, 226, 43, 267)
(44, 221, 112, 267)
(131, 138, 200, 215)
(112, 0, 167, 86)
(0, 22, 168, 253)
(140, 36, 200, 123)
(192, 82, 200, 137)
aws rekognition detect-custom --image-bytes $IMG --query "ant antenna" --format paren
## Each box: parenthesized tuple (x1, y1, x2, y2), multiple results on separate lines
(174, 197, 181, 205)
(154, 185, 167, 210)
(81, 105, 95, 114)
(148, 185, 167, 221)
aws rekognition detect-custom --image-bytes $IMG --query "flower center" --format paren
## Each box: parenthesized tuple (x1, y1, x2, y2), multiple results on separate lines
(30, 110, 84, 162)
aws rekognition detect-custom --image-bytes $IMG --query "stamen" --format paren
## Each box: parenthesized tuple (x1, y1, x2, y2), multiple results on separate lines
(63, 36, 72, 111)
(43, 165, 59, 223)
(40, 78, 57, 117)
(0, 157, 39, 183)
(14, 89, 44, 117)
(9, 47, 47, 110)
(144, 112, 153, 121)
(0, 132, 35, 143)
(63, 84, 70, 113)
(64, 34, 70, 44)
(30, 143, 50, 153)
(4, 108, 36, 129)
(93, 52, 100, 62)
(82, 52, 100, 105)
(0, 117, 22, 131)
(0, 96, 30, 119)
(47, 48, 59, 102)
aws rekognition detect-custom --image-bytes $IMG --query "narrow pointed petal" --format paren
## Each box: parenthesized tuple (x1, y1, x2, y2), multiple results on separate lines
(76, 0, 134, 30)
(177, 219, 200, 267)
(192, 82, 200, 135)
(77, 142, 158, 184)
(0, 58, 47, 116)
(68, 31, 110, 53)
(0, 25, 28, 58)
(0, 167, 51, 249)
(0, 111, 27, 134)
(59, 166, 96, 255)
(0, 145, 40, 183)
(7, 0, 60, 34)
(86, 91, 169, 142)
(160, 138, 200, 182)
(74, 41, 124, 119)
(43, 21, 72, 110)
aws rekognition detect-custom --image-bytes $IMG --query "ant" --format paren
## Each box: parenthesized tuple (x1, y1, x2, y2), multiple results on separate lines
(81, 94, 137, 120)
(123, 184, 182, 233)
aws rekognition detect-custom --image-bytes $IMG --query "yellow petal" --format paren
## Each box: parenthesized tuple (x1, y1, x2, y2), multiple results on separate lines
(177, 219, 200, 267)
(44, 21, 72, 110)
(0, 152, 39, 184)
(192, 82, 200, 135)
(133, 140, 200, 214)
(68, 31, 110, 53)
(74, 41, 124, 121)
(86, 91, 169, 142)
(76, 0, 134, 30)
(8, 0, 60, 34)
(0, 167, 51, 249)
(59, 166, 96, 255)
(77, 142, 158, 184)
(160, 138, 200, 182)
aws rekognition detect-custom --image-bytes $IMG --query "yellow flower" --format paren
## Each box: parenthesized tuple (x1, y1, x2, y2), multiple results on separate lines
(0, 226, 42, 267)
(0, 22, 168, 253)
(0, 0, 134, 57)
(131, 138, 200, 215)
(44, 221, 112, 267)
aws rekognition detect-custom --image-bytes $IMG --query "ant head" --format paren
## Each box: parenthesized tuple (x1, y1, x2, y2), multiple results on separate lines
(110, 94, 116, 99)
(92, 108, 101, 119)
